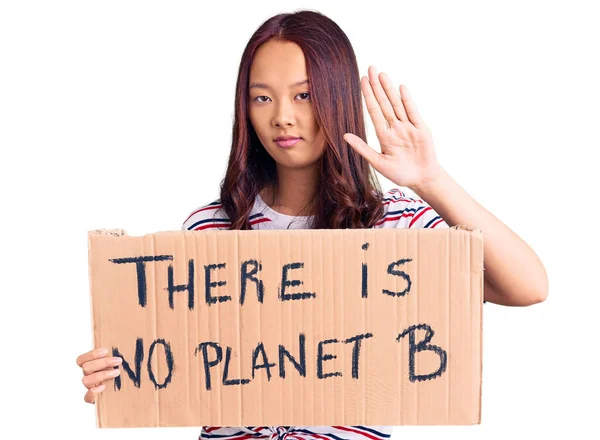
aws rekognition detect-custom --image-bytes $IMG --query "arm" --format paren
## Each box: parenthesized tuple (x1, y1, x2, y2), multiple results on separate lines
(412, 167, 549, 306)
(341, 66, 548, 306)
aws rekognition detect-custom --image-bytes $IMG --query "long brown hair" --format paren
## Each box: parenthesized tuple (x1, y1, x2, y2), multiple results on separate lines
(219, 9, 384, 229)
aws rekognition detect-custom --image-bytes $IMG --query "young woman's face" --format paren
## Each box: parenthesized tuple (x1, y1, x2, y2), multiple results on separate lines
(248, 40, 327, 170)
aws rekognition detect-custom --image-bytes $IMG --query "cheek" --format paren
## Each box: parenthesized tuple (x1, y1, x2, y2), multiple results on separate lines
(249, 111, 265, 137)
(248, 109, 258, 126)
(302, 113, 319, 138)
(312, 121, 324, 141)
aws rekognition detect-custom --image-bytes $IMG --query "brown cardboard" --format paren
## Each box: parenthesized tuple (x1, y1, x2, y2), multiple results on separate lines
(88, 226, 483, 428)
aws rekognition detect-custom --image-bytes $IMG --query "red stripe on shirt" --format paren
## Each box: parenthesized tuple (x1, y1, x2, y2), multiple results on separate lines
(374, 212, 415, 227)
(184, 204, 222, 224)
(204, 427, 222, 433)
(430, 218, 445, 228)
(382, 199, 414, 208)
(193, 223, 231, 231)
(250, 217, 271, 226)
(190, 217, 269, 231)
(331, 426, 382, 440)
(386, 189, 423, 203)
(408, 206, 431, 228)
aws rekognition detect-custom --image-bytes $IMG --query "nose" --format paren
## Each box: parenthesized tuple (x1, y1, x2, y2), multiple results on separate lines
(272, 99, 296, 127)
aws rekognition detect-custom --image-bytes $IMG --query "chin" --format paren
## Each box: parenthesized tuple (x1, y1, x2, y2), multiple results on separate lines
(281, 157, 323, 170)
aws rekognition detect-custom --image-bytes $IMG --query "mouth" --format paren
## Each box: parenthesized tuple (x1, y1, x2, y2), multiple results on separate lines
(274, 137, 302, 148)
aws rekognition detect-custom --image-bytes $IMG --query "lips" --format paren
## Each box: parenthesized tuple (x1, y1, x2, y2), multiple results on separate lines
(274, 136, 302, 148)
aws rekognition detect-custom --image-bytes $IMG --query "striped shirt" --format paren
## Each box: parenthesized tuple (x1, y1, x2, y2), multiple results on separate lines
(183, 188, 449, 232)
(198, 426, 394, 440)
(182, 188, 448, 440)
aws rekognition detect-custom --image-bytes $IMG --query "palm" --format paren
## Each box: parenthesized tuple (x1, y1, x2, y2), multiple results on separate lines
(344, 66, 443, 190)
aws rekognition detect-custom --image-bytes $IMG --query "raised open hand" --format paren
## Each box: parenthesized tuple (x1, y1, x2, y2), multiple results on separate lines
(344, 66, 444, 191)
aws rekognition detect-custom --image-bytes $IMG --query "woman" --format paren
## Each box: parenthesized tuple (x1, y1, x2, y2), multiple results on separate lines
(76, 9, 548, 440)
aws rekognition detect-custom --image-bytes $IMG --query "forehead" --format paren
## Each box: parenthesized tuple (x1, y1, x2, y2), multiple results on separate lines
(249, 40, 307, 85)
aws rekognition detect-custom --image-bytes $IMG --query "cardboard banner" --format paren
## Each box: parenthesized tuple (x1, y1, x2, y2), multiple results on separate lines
(87, 226, 483, 427)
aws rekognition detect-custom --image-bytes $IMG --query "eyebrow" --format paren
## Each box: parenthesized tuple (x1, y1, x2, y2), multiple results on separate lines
(249, 79, 309, 90)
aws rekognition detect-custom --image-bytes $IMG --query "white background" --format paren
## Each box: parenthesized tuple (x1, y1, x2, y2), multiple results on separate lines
(1, 0, 598, 438)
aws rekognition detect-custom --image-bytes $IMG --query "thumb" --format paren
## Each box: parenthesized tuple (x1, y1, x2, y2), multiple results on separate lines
(343, 133, 381, 171)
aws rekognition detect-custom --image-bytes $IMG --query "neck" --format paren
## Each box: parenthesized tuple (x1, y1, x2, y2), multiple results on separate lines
(261, 165, 319, 216)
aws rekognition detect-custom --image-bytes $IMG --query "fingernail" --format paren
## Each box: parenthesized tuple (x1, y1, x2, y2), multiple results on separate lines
(113, 357, 122, 364)
(111, 368, 120, 376)
(98, 384, 106, 391)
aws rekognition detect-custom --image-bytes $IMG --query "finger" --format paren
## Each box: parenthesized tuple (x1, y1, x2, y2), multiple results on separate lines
(399, 84, 424, 128)
(82, 356, 122, 375)
(82, 367, 120, 389)
(360, 75, 388, 134)
(83, 362, 120, 376)
(343, 133, 384, 172)
(76, 348, 108, 367)
(367, 66, 397, 128)
(380, 72, 408, 122)
(84, 384, 106, 404)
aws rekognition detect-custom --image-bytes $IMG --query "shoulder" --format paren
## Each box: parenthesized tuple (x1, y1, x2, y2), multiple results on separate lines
(374, 188, 449, 229)
(181, 199, 232, 231)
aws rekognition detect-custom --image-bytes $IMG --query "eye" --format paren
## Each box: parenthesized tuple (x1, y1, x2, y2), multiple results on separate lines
(253, 93, 311, 103)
